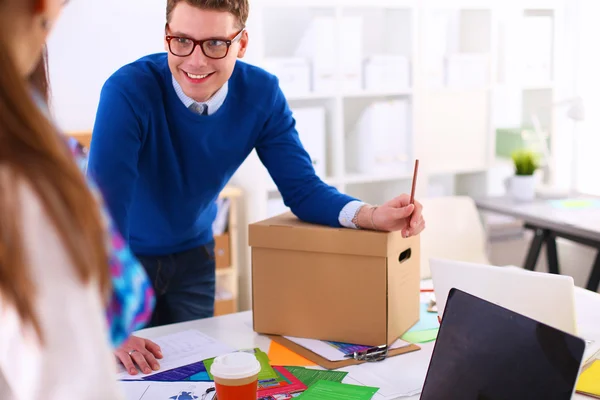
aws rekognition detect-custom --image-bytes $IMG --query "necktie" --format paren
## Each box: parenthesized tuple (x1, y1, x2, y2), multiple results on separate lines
(189, 103, 208, 115)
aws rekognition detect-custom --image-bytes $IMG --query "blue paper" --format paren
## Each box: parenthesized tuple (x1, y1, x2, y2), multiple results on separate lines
(407, 303, 439, 333)
(142, 361, 208, 382)
(186, 372, 211, 382)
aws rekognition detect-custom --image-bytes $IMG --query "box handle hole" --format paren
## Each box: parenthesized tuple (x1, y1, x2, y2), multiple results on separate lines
(399, 249, 412, 264)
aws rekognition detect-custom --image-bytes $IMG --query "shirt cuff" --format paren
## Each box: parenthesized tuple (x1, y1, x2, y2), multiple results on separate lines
(339, 200, 367, 229)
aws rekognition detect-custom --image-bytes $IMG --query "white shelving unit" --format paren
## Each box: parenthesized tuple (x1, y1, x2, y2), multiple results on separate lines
(483, 2, 568, 196)
(229, 0, 569, 309)
(214, 187, 242, 316)
(238, 0, 422, 207)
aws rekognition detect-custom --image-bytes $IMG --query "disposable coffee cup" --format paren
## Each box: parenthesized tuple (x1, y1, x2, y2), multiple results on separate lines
(210, 352, 261, 400)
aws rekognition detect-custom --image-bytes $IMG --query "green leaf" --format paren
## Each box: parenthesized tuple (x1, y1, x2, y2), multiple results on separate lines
(511, 148, 540, 176)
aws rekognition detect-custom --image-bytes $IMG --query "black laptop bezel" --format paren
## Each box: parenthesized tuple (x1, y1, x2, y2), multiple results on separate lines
(420, 287, 586, 400)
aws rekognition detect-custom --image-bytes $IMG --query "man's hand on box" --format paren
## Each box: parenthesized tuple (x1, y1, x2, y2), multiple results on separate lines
(356, 194, 424, 237)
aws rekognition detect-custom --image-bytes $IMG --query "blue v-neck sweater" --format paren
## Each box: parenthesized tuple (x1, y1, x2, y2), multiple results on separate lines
(88, 53, 355, 255)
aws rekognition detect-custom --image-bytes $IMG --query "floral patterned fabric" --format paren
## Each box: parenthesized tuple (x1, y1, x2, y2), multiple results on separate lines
(65, 136, 155, 348)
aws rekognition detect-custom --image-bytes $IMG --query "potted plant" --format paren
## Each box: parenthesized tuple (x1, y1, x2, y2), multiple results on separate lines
(509, 149, 540, 202)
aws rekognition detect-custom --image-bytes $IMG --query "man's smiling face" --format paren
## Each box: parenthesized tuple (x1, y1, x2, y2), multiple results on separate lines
(165, 2, 248, 102)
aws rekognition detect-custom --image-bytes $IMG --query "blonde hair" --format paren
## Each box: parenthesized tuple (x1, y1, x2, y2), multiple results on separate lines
(167, 0, 249, 28)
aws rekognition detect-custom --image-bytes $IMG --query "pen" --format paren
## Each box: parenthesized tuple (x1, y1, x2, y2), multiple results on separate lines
(343, 344, 387, 359)
(201, 387, 216, 400)
(410, 159, 419, 205)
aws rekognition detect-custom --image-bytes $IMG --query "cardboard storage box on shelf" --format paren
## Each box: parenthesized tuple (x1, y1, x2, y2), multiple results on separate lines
(249, 212, 420, 347)
(214, 233, 231, 269)
(214, 299, 236, 316)
(68, 131, 93, 148)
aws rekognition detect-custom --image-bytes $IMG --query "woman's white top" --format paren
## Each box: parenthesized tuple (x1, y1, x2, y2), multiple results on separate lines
(0, 173, 124, 399)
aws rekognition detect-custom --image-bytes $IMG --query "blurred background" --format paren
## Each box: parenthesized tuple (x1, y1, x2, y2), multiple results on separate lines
(46, 0, 600, 312)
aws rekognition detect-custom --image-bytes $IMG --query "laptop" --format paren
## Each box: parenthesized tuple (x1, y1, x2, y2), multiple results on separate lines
(420, 288, 586, 400)
(429, 257, 577, 335)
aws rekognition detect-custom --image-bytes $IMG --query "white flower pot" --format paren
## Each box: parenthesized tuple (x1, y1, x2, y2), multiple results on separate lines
(509, 175, 536, 202)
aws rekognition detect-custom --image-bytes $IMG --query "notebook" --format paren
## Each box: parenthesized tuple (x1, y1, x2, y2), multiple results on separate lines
(576, 360, 600, 398)
(420, 288, 586, 400)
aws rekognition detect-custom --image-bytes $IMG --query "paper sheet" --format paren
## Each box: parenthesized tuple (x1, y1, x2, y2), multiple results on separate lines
(283, 337, 410, 362)
(406, 303, 440, 333)
(343, 376, 420, 400)
(577, 360, 600, 396)
(119, 381, 216, 400)
(140, 360, 209, 382)
(298, 380, 379, 400)
(285, 367, 348, 387)
(342, 341, 435, 398)
(402, 328, 439, 344)
(549, 199, 600, 210)
(268, 341, 317, 367)
(212, 197, 230, 235)
(116, 330, 234, 380)
(283, 336, 344, 361)
(204, 348, 278, 382)
(258, 366, 308, 398)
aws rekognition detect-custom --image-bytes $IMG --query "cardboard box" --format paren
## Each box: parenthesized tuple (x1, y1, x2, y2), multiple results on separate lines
(68, 131, 93, 148)
(249, 213, 420, 347)
(214, 233, 231, 269)
(214, 299, 236, 316)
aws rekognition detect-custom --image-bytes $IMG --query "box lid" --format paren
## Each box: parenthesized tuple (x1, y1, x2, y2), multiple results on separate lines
(249, 212, 404, 257)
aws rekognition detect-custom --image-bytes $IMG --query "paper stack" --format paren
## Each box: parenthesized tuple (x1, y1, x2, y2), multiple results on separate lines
(212, 197, 230, 236)
(295, 16, 363, 93)
(445, 53, 489, 89)
(292, 106, 327, 178)
(346, 100, 411, 175)
(262, 57, 311, 97)
(342, 342, 435, 399)
(364, 55, 411, 92)
(283, 336, 412, 363)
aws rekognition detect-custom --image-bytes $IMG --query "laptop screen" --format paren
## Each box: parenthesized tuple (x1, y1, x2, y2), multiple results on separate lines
(420, 288, 585, 400)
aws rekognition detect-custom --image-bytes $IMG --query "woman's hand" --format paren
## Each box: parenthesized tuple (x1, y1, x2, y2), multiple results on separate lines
(115, 335, 163, 375)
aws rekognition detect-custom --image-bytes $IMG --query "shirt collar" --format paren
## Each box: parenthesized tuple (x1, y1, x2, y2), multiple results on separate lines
(172, 75, 228, 115)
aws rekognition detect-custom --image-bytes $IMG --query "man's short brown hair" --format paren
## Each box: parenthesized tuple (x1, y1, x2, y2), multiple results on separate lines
(166, 0, 249, 28)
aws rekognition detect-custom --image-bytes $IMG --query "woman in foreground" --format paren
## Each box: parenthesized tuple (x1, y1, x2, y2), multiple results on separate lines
(0, 0, 155, 398)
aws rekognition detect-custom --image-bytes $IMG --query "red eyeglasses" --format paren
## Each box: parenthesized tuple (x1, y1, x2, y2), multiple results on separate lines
(165, 24, 245, 59)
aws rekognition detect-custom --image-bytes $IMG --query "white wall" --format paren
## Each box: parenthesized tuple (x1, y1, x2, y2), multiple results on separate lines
(47, 0, 167, 132)
(572, 0, 600, 195)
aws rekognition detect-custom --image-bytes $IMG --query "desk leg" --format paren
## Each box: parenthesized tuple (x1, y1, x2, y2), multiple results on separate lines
(545, 233, 560, 275)
(586, 251, 600, 292)
(524, 228, 546, 271)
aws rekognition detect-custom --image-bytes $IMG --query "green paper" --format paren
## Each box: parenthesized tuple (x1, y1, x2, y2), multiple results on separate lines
(298, 380, 378, 399)
(402, 328, 439, 343)
(203, 348, 278, 382)
(285, 366, 348, 387)
(549, 199, 600, 209)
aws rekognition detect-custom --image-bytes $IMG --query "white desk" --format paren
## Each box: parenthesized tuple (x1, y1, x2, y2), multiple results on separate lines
(475, 196, 600, 291)
(133, 287, 600, 400)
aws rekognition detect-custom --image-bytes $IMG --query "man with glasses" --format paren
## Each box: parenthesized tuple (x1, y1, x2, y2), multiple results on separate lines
(88, 0, 426, 330)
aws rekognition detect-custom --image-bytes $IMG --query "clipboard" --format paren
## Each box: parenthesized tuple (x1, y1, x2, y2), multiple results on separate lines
(267, 334, 421, 370)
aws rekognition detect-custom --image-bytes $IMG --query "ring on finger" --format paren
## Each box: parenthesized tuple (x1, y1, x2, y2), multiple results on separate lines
(128, 349, 139, 357)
